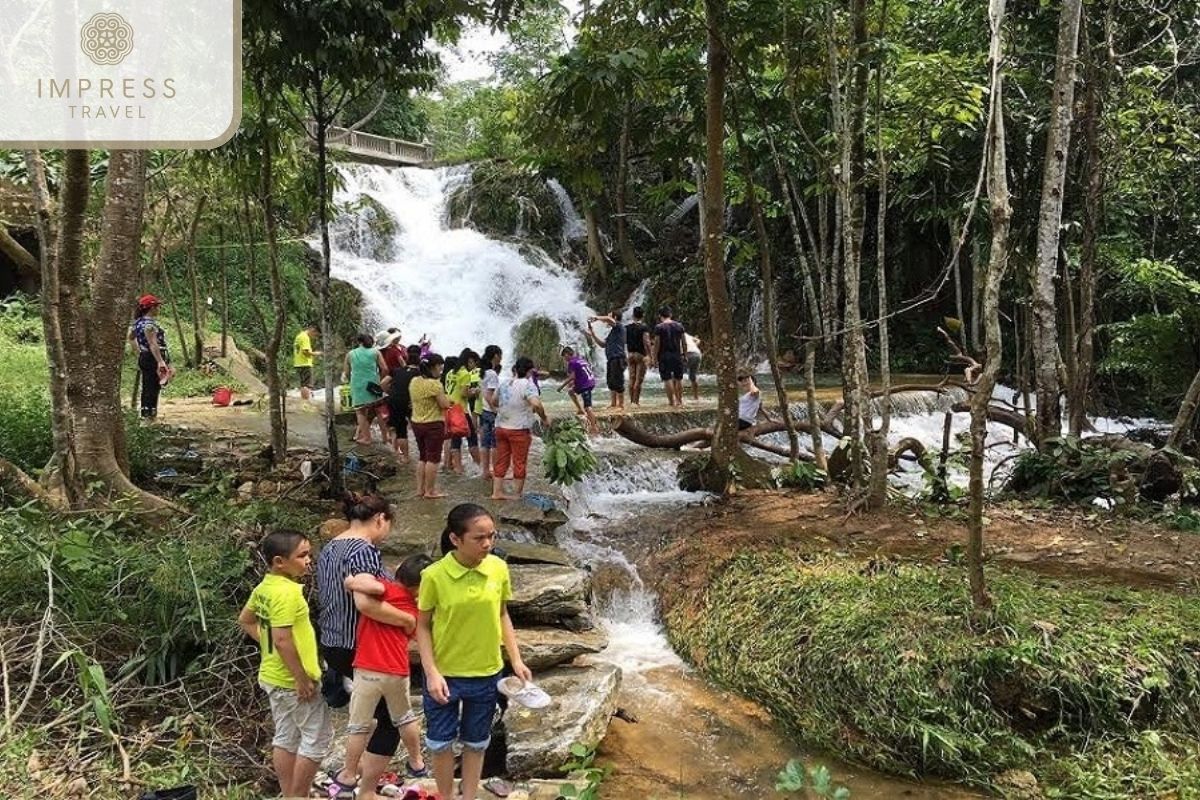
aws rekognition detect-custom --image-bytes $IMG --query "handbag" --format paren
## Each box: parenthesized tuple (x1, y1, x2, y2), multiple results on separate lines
(445, 403, 469, 438)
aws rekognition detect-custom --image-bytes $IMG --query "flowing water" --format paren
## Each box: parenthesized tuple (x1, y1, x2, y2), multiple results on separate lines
(322, 164, 1160, 797)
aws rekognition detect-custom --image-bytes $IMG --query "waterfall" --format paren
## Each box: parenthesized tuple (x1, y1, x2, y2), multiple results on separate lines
(328, 164, 596, 360)
(620, 279, 649, 320)
(546, 178, 588, 244)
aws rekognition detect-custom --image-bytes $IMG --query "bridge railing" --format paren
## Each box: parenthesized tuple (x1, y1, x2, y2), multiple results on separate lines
(306, 121, 434, 164)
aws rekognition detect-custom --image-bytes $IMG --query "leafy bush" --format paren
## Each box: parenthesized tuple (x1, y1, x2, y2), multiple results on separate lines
(1008, 436, 1137, 504)
(513, 314, 566, 373)
(667, 554, 1200, 795)
(542, 417, 597, 486)
(0, 387, 51, 473)
(778, 461, 828, 491)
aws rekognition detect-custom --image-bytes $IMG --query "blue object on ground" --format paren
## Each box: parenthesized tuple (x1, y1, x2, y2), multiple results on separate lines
(154, 468, 179, 480)
(521, 493, 557, 511)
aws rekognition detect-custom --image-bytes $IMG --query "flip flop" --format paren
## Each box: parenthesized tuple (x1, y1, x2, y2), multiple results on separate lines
(483, 777, 513, 797)
(496, 676, 552, 709)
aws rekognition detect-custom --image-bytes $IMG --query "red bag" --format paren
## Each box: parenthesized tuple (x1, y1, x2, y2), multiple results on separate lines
(211, 386, 232, 407)
(445, 404, 469, 438)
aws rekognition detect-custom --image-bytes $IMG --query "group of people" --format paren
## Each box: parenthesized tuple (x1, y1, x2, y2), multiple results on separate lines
(241, 496, 529, 800)
(300, 303, 714, 472)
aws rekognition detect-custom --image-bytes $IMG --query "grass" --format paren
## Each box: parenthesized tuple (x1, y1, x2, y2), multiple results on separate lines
(665, 553, 1200, 798)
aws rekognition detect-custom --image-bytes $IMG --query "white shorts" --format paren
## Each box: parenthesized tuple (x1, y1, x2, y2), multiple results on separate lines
(260, 681, 333, 761)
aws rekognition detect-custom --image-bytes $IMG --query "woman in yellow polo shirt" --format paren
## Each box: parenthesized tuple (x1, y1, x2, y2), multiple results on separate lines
(409, 354, 453, 499)
(416, 504, 533, 800)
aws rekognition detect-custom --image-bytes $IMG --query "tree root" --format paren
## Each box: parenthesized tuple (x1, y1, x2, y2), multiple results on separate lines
(0, 457, 65, 510)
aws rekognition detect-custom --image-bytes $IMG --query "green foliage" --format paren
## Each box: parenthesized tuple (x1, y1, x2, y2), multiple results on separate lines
(542, 418, 597, 486)
(778, 461, 828, 491)
(558, 741, 609, 800)
(667, 553, 1200, 795)
(0, 296, 51, 473)
(417, 82, 529, 163)
(1008, 437, 1137, 504)
(776, 761, 850, 799)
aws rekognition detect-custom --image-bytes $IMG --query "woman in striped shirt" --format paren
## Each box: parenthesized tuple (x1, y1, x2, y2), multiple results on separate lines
(317, 493, 426, 798)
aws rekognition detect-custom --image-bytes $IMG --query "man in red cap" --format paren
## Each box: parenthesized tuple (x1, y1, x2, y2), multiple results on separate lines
(130, 294, 174, 418)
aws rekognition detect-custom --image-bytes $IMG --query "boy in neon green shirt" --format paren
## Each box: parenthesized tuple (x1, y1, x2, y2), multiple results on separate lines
(238, 530, 331, 798)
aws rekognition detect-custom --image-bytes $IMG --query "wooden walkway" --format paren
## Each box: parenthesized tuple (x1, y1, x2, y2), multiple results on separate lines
(307, 121, 434, 166)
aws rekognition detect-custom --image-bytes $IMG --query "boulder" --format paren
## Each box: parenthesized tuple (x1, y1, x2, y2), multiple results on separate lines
(515, 626, 607, 670)
(504, 663, 622, 777)
(409, 625, 608, 671)
(509, 564, 594, 631)
(379, 524, 439, 560)
(318, 518, 350, 540)
(499, 500, 569, 540)
(495, 540, 575, 567)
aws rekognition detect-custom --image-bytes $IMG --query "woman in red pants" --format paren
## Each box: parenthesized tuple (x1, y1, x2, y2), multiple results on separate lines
(491, 356, 550, 501)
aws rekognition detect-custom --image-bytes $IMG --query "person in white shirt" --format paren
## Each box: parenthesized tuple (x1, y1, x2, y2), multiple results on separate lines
(492, 357, 550, 501)
(684, 332, 703, 402)
(737, 373, 762, 431)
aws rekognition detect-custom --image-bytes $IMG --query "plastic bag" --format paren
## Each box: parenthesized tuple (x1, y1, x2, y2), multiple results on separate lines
(445, 404, 469, 438)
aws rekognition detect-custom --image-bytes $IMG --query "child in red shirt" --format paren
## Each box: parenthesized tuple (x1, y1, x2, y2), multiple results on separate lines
(342, 553, 433, 798)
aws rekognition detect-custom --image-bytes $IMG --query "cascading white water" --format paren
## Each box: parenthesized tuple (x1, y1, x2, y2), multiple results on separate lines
(546, 178, 588, 245)
(328, 164, 595, 359)
(620, 278, 649, 321)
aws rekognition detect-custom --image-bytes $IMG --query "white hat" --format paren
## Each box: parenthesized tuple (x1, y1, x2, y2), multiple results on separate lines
(376, 329, 402, 348)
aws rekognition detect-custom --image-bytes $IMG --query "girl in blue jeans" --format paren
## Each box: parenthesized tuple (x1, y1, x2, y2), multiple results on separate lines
(416, 504, 532, 800)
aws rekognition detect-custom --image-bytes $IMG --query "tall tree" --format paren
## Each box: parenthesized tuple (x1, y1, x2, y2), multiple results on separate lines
(1031, 0, 1084, 443)
(20, 150, 169, 510)
(968, 0, 1013, 614)
(700, 0, 743, 483)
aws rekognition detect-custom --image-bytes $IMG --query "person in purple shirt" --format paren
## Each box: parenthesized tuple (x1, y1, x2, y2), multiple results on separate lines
(557, 346, 600, 436)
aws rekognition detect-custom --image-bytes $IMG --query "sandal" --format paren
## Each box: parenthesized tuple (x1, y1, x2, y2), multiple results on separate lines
(405, 760, 430, 779)
(318, 770, 356, 800)
(376, 772, 404, 797)
(483, 777, 513, 797)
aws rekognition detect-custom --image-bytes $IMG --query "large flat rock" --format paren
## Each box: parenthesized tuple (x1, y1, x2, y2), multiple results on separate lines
(504, 662, 622, 778)
(495, 540, 576, 567)
(379, 530, 575, 568)
(508, 564, 594, 631)
(499, 500, 570, 540)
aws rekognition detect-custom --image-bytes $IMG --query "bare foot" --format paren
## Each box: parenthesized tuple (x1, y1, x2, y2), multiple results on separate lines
(423, 492, 447, 499)
(490, 494, 514, 501)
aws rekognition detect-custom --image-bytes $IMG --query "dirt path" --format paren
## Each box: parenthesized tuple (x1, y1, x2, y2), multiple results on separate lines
(653, 491, 1200, 606)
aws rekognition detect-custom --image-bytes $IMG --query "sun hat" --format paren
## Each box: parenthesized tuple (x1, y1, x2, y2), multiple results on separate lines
(381, 331, 403, 348)
(497, 676, 551, 709)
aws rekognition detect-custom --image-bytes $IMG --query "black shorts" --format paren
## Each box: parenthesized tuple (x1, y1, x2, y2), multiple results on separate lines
(738, 419, 753, 431)
(296, 366, 313, 388)
(658, 354, 684, 382)
(606, 358, 627, 393)
(575, 389, 594, 409)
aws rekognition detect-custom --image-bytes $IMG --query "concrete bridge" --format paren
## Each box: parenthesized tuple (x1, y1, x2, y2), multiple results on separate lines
(307, 121, 434, 166)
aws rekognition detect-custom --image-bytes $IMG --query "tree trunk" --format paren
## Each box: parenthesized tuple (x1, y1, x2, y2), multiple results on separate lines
(314, 84, 344, 496)
(701, 0, 743, 484)
(184, 197, 208, 368)
(219, 224, 229, 358)
(24, 149, 84, 505)
(693, 158, 707, 259)
(1069, 1, 1113, 437)
(614, 106, 639, 272)
(157, 206, 193, 368)
(1168, 368, 1200, 450)
(867, 16, 892, 511)
(731, 96, 801, 462)
(831, 0, 872, 488)
(259, 82, 289, 463)
(1031, 0, 1084, 445)
(582, 202, 607, 278)
(804, 340, 827, 469)
(968, 0, 1013, 615)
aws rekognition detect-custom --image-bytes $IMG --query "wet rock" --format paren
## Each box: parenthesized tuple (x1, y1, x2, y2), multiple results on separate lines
(499, 501, 569, 540)
(994, 769, 1043, 799)
(514, 626, 607, 670)
(379, 524, 439, 559)
(509, 564, 594, 631)
(495, 540, 575, 567)
(504, 663, 622, 777)
(1140, 452, 1182, 501)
